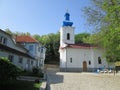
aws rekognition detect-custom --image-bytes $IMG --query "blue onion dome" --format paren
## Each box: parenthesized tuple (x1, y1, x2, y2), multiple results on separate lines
(63, 12, 73, 26)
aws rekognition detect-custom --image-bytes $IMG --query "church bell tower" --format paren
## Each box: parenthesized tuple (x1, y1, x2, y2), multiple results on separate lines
(60, 11, 75, 47)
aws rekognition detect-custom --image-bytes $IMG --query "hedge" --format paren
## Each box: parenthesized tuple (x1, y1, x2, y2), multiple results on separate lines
(0, 57, 22, 84)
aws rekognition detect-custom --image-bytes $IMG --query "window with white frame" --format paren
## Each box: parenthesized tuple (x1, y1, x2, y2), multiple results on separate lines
(38, 47, 40, 52)
(31, 60, 33, 65)
(41, 48, 43, 53)
(0, 36, 7, 45)
(8, 55, 14, 62)
(98, 57, 102, 64)
(29, 45, 33, 51)
(3, 38, 7, 45)
(27, 59, 30, 64)
(19, 57, 23, 64)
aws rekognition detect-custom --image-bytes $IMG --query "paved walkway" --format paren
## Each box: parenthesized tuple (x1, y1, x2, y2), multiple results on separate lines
(46, 72, 120, 90)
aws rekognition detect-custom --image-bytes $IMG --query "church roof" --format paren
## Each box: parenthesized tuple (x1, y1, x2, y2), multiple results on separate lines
(60, 43, 97, 49)
(16, 36, 38, 43)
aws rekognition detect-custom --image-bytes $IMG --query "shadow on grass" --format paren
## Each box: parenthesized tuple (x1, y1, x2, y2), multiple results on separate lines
(0, 80, 41, 90)
(20, 71, 44, 78)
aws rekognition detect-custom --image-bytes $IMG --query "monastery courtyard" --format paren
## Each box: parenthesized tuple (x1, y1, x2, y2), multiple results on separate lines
(46, 71, 120, 90)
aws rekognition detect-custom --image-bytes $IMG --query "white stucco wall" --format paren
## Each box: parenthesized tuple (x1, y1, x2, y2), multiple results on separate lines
(0, 30, 27, 53)
(66, 48, 93, 68)
(14, 45, 27, 53)
(92, 48, 108, 68)
(60, 26, 75, 47)
(0, 30, 43, 71)
(60, 49, 66, 68)
(24, 43, 38, 57)
(60, 47, 109, 71)
(0, 31, 14, 47)
(39, 47, 46, 67)
(0, 50, 35, 71)
(21, 42, 46, 69)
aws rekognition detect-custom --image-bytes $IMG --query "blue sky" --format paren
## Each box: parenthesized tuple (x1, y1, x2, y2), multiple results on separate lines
(0, 0, 92, 36)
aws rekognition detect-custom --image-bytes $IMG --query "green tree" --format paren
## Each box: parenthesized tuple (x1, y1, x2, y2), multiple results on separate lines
(34, 33, 60, 64)
(5, 29, 31, 36)
(5, 28, 13, 35)
(83, 0, 120, 63)
(75, 33, 90, 44)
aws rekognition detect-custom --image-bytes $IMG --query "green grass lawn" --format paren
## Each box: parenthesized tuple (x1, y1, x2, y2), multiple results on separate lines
(0, 80, 41, 90)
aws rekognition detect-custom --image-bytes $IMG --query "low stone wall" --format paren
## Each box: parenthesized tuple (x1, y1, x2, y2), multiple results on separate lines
(17, 76, 40, 81)
(60, 68, 97, 72)
(45, 64, 60, 72)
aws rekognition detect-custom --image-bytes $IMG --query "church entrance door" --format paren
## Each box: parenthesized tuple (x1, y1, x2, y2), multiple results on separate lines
(83, 61, 87, 72)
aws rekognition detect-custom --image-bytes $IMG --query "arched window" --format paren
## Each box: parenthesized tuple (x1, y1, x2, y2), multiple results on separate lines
(89, 60, 91, 65)
(3, 38, 7, 45)
(98, 57, 102, 64)
(41, 48, 43, 53)
(70, 58, 72, 63)
(67, 33, 70, 40)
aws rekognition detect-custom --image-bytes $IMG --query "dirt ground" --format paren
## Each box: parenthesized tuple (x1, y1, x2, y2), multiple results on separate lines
(46, 72, 120, 90)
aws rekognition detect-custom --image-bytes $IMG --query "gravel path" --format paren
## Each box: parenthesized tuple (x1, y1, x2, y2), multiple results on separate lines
(46, 72, 120, 90)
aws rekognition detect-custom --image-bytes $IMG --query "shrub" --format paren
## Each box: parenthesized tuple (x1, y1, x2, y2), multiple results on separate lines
(0, 57, 22, 84)
(32, 67, 39, 74)
(35, 79, 40, 83)
(39, 72, 44, 78)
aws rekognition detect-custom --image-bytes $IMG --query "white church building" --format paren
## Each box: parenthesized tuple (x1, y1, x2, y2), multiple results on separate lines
(59, 12, 110, 72)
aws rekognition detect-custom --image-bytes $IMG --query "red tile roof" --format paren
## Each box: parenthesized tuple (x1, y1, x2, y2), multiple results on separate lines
(60, 44, 97, 49)
(16, 36, 38, 43)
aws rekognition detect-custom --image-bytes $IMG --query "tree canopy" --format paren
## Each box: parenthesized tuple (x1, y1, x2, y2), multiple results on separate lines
(83, 0, 120, 63)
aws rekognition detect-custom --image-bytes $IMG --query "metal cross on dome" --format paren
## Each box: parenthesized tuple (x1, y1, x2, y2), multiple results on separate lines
(65, 10, 70, 21)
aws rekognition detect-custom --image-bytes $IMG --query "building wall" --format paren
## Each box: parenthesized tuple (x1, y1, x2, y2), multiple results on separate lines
(39, 47, 46, 69)
(60, 49, 66, 69)
(0, 31, 27, 53)
(0, 50, 35, 71)
(14, 45, 27, 53)
(60, 48, 109, 72)
(20, 42, 46, 69)
(92, 49, 108, 69)
(0, 30, 46, 71)
(60, 26, 75, 47)
(0, 31, 14, 47)
(67, 48, 92, 68)
(24, 43, 38, 57)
